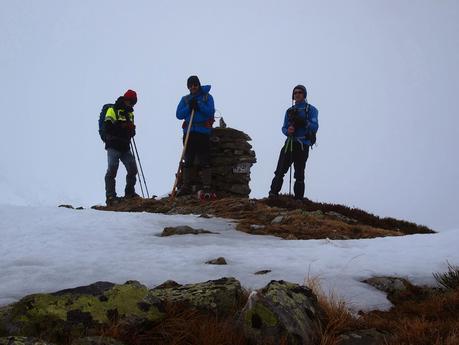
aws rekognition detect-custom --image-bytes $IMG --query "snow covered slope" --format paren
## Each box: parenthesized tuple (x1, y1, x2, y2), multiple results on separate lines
(0, 204, 457, 311)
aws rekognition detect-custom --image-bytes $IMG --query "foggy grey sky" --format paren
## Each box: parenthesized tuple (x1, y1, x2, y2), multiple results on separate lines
(1, 0, 458, 230)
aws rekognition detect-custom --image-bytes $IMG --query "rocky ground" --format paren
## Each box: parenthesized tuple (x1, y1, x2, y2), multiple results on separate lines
(1, 272, 457, 345)
(92, 195, 434, 240)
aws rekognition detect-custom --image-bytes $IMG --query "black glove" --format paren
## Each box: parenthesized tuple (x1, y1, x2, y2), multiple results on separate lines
(287, 107, 305, 128)
(189, 98, 199, 112)
(287, 107, 298, 118)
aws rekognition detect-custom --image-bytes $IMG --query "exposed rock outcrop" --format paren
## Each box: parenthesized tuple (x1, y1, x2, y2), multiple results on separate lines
(0, 281, 163, 343)
(147, 277, 242, 317)
(240, 280, 324, 345)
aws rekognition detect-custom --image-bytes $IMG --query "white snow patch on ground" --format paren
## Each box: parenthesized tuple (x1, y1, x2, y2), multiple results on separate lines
(1, 204, 458, 311)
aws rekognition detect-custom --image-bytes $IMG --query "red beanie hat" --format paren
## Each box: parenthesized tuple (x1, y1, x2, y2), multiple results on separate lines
(124, 89, 137, 104)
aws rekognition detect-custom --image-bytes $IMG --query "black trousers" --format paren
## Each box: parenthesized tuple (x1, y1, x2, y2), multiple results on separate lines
(183, 132, 210, 168)
(270, 140, 309, 199)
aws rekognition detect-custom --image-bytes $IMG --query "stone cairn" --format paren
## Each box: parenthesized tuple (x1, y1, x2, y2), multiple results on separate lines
(209, 124, 256, 197)
(183, 119, 256, 197)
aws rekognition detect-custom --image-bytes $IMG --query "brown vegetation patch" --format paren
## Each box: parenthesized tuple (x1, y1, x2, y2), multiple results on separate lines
(359, 287, 459, 345)
(92, 194, 434, 240)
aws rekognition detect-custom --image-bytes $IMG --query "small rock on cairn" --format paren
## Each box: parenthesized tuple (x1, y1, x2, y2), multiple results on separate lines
(209, 125, 256, 197)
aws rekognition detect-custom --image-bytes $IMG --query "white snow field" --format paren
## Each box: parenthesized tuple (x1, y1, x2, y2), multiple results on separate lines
(0, 204, 458, 311)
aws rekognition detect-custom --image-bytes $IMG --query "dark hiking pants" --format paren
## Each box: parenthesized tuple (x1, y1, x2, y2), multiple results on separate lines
(105, 148, 137, 198)
(182, 132, 212, 188)
(269, 140, 310, 199)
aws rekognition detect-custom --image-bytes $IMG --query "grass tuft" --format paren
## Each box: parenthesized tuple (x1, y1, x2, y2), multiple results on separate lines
(433, 261, 459, 290)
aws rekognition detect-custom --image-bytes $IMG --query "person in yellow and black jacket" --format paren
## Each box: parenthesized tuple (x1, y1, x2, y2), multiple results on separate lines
(103, 89, 138, 205)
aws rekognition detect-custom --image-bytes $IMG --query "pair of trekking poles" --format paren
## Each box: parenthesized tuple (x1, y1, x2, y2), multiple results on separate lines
(129, 138, 150, 199)
(126, 109, 195, 201)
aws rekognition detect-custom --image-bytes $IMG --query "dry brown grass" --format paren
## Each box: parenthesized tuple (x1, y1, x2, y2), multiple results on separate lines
(103, 301, 248, 345)
(304, 276, 459, 345)
(360, 286, 459, 345)
(305, 277, 361, 345)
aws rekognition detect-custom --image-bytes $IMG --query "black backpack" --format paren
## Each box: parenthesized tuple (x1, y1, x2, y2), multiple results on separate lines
(98, 103, 114, 142)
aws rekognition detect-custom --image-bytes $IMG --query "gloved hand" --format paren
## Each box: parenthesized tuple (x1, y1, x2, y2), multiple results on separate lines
(189, 98, 199, 112)
(124, 122, 136, 137)
(287, 107, 298, 118)
(287, 125, 295, 135)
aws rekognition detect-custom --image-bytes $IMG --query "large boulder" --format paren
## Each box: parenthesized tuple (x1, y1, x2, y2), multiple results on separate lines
(148, 277, 243, 317)
(240, 280, 324, 345)
(0, 281, 163, 343)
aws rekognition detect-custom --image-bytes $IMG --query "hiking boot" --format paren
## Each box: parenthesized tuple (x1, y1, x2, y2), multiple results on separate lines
(106, 196, 121, 206)
(124, 192, 141, 199)
(268, 192, 279, 200)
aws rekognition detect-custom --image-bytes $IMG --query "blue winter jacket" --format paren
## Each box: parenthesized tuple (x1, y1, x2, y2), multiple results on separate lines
(281, 101, 319, 146)
(176, 85, 215, 135)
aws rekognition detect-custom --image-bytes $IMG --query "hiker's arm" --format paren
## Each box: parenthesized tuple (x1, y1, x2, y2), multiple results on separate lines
(176, 97, 189, 120)
(308, 107, 319, 133)
(281, 111, 289, 137)
(104, 108, 118, 135)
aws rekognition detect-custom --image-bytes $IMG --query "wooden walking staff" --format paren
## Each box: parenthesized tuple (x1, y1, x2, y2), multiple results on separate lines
(170, 109, 195, 200)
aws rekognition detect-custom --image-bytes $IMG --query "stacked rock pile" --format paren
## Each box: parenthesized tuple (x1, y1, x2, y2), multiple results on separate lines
(209, 126, 256, 197)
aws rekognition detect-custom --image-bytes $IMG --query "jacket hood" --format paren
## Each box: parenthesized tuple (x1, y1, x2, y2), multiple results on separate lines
(192, 85, 211, 95)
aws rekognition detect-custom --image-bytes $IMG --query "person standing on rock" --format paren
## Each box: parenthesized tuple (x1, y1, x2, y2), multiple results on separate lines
(176, 76, 215, 198)
(103, 89, 139, 206)
(268, 85, 319, 200)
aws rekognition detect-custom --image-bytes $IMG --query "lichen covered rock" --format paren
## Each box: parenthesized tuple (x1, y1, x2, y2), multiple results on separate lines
(0, 281, 163, 343)
(240, 280, 324, 345)
(147, 277, 242, 317)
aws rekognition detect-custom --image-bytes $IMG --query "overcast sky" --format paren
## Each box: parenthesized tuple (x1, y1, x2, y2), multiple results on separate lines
(1, 0, 458, 230)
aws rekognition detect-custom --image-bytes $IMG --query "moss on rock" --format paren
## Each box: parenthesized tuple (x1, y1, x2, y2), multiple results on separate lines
(148, 277, 242, 317)
(0, 281, 164, 343)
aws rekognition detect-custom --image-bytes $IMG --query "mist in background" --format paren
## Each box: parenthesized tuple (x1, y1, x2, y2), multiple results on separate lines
(1, 0, 458, 230)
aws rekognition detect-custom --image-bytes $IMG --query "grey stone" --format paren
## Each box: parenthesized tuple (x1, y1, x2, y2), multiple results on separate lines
(271, 215, 284, 224)
(147, 277, 243, 317)
(254, 270, 272, 275)
(240, 280, 324, 345)
(363, 277, 411, 294)
(338, 328, 391, 345)
(160, 225, 216, 237)
(206, 257, 227, 265)
(325, 211, 358, 223)
(153, 280, 181, 290)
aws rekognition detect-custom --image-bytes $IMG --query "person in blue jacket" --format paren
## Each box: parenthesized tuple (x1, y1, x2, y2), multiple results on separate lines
(269, 84, 319, 200)
(176, 75, 215, 196)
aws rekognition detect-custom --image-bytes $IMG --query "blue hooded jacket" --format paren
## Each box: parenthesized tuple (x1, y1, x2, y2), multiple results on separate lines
(281, 100, 319, 146)
(176, 85, 215, 135)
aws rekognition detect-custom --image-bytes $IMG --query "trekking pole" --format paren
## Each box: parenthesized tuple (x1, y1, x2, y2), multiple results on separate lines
(288, 137, 293, 196)
(130, 142, 145, 198)
(170, 109, 196, 200)
(132, 138, 150, 198)
(288, 99, 294, 197)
